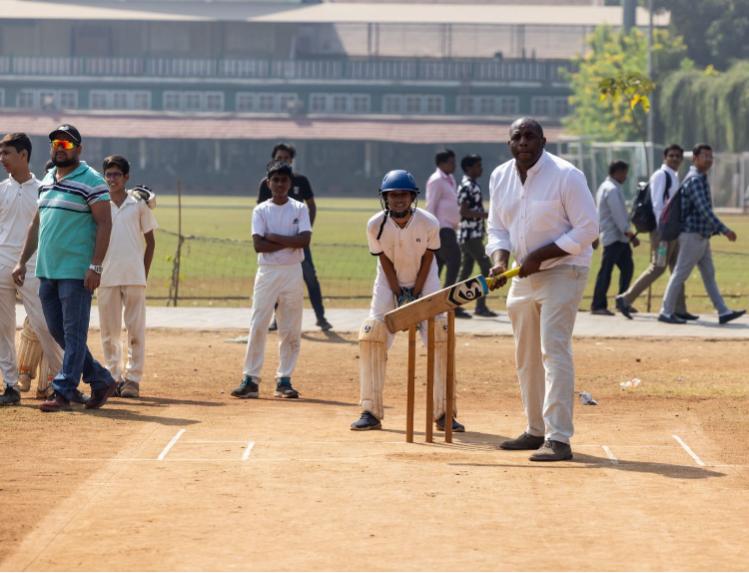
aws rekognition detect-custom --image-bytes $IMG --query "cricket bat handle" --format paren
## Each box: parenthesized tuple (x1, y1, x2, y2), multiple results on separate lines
(485, 267, 520, 290)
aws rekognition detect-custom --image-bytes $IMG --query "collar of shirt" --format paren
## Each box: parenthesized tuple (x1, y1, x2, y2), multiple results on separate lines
(438, 168, 455, 186)
(112, 194, 138, 211)
(7, 173, 39, 188)
(50, 161, 90, 183)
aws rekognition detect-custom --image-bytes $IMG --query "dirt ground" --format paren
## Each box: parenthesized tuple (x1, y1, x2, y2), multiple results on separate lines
(1, 329, 748, 571)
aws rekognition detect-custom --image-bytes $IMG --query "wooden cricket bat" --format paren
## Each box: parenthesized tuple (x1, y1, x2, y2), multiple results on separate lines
(384, 268, 520, 333)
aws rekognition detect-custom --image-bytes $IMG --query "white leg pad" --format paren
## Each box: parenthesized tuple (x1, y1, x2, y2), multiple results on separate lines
(358, 318, 388, 420)
(431, 318, 458, 420)
(18, 317, 42, 382)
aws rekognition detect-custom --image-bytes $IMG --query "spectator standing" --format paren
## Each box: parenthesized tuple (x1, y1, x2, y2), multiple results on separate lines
(591, 161, 639, 315)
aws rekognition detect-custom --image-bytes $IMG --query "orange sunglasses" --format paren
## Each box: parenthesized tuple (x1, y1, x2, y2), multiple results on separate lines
(51, 139, 77, 150)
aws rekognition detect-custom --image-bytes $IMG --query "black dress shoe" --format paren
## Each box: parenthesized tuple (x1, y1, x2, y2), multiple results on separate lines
(454, 307, 472, 319)
(70, 389, 90, 404)
(591, 308, 615, 316)
(85, 381, 117, 409)
(719, 309, 746, 325)
(499, 432, 545, 450)
(675, 312, 699, 321)
(529, 439, 573, 462)
(615, 296, 633, 320)
(658, 313, 686, 324)
(474, 307, 499, 318)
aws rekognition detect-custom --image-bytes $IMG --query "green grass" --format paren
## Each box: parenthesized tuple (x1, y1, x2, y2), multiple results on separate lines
(148, 195, 749, 311)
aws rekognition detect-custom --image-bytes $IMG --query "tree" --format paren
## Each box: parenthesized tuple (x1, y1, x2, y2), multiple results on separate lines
(563, 26, 687, 142)
(652, 0, 749, 69)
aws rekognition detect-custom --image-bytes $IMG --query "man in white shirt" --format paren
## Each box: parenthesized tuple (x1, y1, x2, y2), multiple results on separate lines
(425, 149, 470, 319)
(0, 133, 63, 406)
(351, 169, 463, 433)
(486, 118, 598, 461)
(232, 161, 311, 400)
(615, 145, 694, 320)
(98, 155, 157, 399)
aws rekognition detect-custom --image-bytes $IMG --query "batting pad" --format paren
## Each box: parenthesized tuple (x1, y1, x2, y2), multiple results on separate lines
(358, 318, 388, 420)
(431, 318, 457, 420)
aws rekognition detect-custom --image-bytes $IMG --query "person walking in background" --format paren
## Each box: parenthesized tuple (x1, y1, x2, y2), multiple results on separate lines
(426, 149, 469, 318)
(658, 144, 745, 325)
(0, 133, 63, 406)
(616, 145, 694, 320)
(456, 154, 497, 317)
(257, 143, 332, 332)
(12, 124, 117, 412)
(98, 155, 158, 399)
(591, 160, 639, 315)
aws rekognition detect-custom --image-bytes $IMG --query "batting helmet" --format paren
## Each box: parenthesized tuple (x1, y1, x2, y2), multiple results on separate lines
(379, 170, 419, 194)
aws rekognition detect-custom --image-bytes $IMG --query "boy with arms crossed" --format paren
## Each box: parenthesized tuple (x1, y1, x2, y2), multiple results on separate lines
(232, 161, 310, 400)
(352, 170, 464, 432)
(98, 155, 157, 398)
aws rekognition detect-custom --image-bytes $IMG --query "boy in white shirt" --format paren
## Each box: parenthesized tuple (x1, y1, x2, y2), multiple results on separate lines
(232, 161, 311, 400)
(351, 169, 464, 433)
(98, 155, 157, 398)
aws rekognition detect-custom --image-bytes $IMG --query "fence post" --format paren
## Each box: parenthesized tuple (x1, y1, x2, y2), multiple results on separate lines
(167, 180, 183, 307)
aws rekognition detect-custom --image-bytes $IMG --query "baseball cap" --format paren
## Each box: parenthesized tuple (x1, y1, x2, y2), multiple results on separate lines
(49, 124, 82, 145)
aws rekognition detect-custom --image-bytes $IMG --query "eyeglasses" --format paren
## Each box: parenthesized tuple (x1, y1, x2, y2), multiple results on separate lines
(104, 172, 124, 179)
(51, 139, 77, 150)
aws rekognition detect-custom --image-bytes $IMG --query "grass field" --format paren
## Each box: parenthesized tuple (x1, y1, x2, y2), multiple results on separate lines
(146, 195, 749, 312)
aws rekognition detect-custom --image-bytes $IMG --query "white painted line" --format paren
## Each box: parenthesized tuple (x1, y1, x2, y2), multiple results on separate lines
(185, 440, 246, 444)
(672, 434, 705, 466)
(241, 439, 255, 462)
(602, 445, 619, 464)
(158, 429, 185, 461)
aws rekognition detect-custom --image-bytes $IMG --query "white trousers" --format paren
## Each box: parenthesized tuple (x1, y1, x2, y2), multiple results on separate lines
(363, 270, 456, 420)
(243, 264, 304, 380)
(0, 264, 63, 388)
(98, 285, 147, 383)
(506, 265, 588, 444)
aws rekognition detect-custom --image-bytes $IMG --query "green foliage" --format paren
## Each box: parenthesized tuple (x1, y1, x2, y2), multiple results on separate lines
(564, 26, 688, 141)
(659, 61, 749, 151)
(653, 0, 749, 69)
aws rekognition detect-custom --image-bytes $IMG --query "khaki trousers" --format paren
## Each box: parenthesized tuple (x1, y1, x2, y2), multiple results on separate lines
(506, 265, 588, 444)
(0, 265, 63, 387)
(98, 285, 147, 383)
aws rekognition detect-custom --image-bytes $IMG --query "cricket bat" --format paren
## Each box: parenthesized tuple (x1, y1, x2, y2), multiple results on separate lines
(384, 268, 520, 333)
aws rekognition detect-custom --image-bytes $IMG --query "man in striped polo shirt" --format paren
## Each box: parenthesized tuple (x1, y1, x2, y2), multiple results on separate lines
(13, 124, 117, 412)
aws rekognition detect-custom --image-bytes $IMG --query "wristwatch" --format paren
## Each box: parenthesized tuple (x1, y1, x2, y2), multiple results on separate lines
(88, 264, 103, 274)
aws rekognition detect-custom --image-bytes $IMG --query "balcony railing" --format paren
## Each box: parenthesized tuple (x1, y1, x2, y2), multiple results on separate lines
(0, 56, 573, 84)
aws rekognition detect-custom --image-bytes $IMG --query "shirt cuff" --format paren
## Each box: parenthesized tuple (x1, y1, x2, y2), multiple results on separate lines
(555, 234, 581, 256)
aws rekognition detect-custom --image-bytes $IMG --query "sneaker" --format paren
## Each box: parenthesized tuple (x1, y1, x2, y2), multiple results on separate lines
(316, 318, 333, 332)
(719, 309, 746, 325)
(85, 381, 117, 410)
(70, 389, 90, 404)
(591, 308, 615, 316)
(17, 374, 32, 392)
(40, 392, 71, 413)
(454, 307, 472, 319)
(350, 411, 382, 431)
(529, 439, 573, 462)
(658, 313, 686, 324)
(474, 307, 499, 318)
(231, 376, 259, 399)
(274, 377, 299, 399)
(0, 385, 21, 406)
(435, 414, 465, 432)
(615, 296, 633, 320)
(499, 432, 545, 450)
(268, 319, 278, 332)
(675, 312, 700, 321)
(119, 380, 140, 398)
(629, 306, 639, 314)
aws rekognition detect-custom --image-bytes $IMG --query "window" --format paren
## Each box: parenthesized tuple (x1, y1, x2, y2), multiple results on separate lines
(90, 92, 107, 109)
(15, 89, 78, 110)
(162, 91, 224, 112)
(352, 95, 370, 114)
(383, 95, 403, 114)
(258, 94, 274, 112)
(478, 97, 494, 115)
(163, 92, 180, 111)
(235, 93, 255, 112)
(309, 94, 327, 113)
(425, 96, 444, 114)
(331, 95, 348, 113)
(235, 92, 298, 113)
(531, 97, 551, 117)
(553, 97, 569, 117)
(498, 96, 518, 115)
(205, 93, 224, 112)
(405, 95, 421, 114)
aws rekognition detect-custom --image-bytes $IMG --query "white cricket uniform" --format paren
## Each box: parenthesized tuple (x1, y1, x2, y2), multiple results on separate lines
(98, 193, 158, 383)
(361, 208, 455, 420)
(487, 151, 598, 444)
(0, 174, 63, 388)
(243, 198, 311, 380)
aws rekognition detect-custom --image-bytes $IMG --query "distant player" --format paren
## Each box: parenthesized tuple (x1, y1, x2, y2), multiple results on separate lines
(232, 161, 311, 400)
(98, 155, 158, 398)
(351, 170, 464, 433)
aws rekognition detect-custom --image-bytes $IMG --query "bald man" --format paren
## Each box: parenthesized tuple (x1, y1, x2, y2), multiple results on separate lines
(486, 118, 598, 461)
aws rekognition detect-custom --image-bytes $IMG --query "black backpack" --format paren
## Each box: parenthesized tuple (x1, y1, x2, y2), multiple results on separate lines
(657, 185, 683, 241)
(630, 171, 672, 233)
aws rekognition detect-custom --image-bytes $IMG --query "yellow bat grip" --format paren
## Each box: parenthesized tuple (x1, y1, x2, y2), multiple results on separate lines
(486, 267, 520, 290)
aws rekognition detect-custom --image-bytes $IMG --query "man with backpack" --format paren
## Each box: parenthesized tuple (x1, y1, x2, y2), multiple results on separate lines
(658, 144, 744, 325)
(615, 144, 694, 320)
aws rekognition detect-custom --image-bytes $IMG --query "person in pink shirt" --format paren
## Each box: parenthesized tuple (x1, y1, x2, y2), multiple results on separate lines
(425, 149, 470, 319)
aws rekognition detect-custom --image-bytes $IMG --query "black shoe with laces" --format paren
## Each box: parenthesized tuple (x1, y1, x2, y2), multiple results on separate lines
(0, 385, 21, 406)
(675, 312, 700, 321)
(474, 307, 499, 318)
(316, 318, 333, 331)
(232, 376, 259, 399)
(350, 411, 382, 431)
(615, 296, 633, 320)
(70, 389, 90, 404)
(719, 309, 746, 325)
(274, 377, 299, 399)
(435, 414, 465, 432)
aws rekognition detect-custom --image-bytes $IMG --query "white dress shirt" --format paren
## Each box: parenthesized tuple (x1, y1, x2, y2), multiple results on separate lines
(425, 168, 460, 230)
(486, 151, 599, 270)
(649, 165, 680, 223)
(0, 174, 39, 269)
